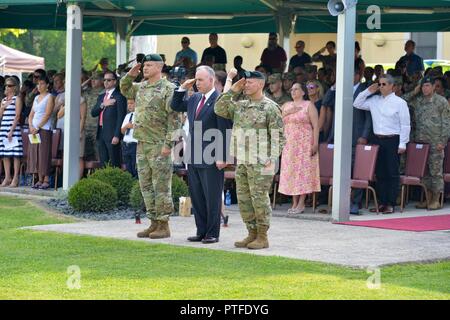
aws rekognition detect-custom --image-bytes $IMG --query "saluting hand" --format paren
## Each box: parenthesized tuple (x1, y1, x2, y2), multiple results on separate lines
(227, 68, 238, 80)
(181, 78, 196, 90)
(230, 78, 246, 93)
(128, 63, 142, 78)
(368, 83, 379, 94)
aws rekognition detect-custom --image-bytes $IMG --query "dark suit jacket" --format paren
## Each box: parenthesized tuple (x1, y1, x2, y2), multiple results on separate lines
(171, 89, 232, 168)
(91, 89, 127, 141)
(352, 82, 373, 146)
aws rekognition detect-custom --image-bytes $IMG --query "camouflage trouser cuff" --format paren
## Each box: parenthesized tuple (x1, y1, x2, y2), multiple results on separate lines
(146, 212, 171, 222)
(245, 220, 257, 230)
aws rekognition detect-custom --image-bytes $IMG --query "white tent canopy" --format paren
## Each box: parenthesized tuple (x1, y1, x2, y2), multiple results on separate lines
(0, 43, 45, 73)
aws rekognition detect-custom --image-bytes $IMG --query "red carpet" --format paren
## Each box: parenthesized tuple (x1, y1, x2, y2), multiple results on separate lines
(335, 214, 450, 232)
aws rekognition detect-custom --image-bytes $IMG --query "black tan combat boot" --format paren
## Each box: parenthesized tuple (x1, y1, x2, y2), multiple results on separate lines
(428, 192, 442, 210)
(415, 190, 432, 209)
(137, 220, 158, 238)
(234, 227, 257, 248)
(149, 221, 171, 239)
(247, 225, 269, 250)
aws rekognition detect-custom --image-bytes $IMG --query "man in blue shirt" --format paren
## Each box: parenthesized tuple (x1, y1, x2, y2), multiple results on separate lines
(174, 37, 198, 67)
(396, 40, 424, 77)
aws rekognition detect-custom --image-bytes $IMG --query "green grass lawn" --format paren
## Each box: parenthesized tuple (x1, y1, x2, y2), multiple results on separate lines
(0, 195, 449, 300)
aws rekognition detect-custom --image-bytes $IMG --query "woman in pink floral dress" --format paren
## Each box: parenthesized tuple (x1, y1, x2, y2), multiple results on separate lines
(279, 82, 320, 214)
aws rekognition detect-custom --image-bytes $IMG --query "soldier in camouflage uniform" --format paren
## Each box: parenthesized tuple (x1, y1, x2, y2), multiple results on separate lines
(403, 77, 450, 209)
(120, 54, 179, 239)
(282, 72, 296, 93)
(266, 73, 292, 106)
(83, 72, 105, 161)
(215, 71, 285, 250)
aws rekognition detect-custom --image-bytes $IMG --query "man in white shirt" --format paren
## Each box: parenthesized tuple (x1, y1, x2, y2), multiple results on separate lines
(354, 74, 411, 214)
(120, 99, 138, 178)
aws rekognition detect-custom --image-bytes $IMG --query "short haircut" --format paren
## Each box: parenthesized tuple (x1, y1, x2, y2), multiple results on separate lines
(34, 68, 46, 77)
(379, 74, 394, 84)
(326, 41, 336, 48)
(406, 40, 416, 47)
(196, 65, 215, 79)
(104, 71, 117, 80)
(215, 71, 227, 87)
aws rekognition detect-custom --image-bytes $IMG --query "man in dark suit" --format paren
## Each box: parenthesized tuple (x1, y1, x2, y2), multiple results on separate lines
(171, 65, 232, 244)
(350, 68, 372, 215)
(91, 71, 127, 167)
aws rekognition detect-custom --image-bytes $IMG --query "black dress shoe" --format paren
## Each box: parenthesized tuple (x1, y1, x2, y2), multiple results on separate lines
(187, 236, 203, 242)
(201, 237, 219, 244)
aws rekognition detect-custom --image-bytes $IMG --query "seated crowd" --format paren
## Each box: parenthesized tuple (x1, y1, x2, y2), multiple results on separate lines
(0, 33, 449, 215)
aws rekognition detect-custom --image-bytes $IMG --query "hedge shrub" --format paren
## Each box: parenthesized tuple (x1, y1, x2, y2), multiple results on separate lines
(88, 166, 134, 206)
(172, 175, 189, 213)
(68, 178, 118, 212)
(129, 180, 145, 212)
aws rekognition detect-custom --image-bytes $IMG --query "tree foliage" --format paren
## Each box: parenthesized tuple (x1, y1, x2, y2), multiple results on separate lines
(0, 28, 116, 72)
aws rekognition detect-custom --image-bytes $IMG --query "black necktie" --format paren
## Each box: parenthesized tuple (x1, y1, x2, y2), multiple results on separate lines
(126, 113, 133, 135)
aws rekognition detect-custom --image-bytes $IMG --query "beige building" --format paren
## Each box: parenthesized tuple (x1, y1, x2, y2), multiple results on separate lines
(156, 32, 450, 71)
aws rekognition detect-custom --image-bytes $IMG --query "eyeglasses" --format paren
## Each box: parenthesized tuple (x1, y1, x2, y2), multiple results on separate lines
(306, 84, 317, 89)
(379, 82, 388, 86)
(104, 79, 115, 82)
(5, 84, 15, 88)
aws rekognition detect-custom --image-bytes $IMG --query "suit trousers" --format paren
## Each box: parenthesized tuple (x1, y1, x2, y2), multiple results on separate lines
(97, 127, 121, 168)
(351, 146, 364, 206)
(187, 164, 224, 239)
(373, 135, 400, 207)
(122, 142, 137, 178)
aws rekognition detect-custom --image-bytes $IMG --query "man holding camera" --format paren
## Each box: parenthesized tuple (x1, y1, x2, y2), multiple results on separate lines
(120, 54, 179, 239)
(215, 71, 285, 250)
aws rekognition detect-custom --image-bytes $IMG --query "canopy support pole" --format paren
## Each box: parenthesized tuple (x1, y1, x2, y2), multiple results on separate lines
(331, 2, 357, 222)
(276, 10, 296, 72)
(114, 17, 128, 68)
(63, 3, 82, 190)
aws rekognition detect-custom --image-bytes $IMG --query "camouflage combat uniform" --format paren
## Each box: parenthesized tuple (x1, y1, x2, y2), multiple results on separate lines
(266, 92, 292, 106)
(215, 91, 285, 231)
(403, 91, 450, 194)
(83, 86, 104, 160)
(120, 75, 179, 222)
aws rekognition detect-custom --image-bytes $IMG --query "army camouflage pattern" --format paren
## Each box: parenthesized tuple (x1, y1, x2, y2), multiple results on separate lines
(83, 87, 104, 160)
(120, 75, 179, 148)
(120, 75, 178, 221)
(136, 142, 173, 221)
(215, 91, 285, 229)
(403, 91, 450, 192)
(215, 91, 285, 165)
(236, 163, 274, 229)
(266, 92, 292, 106)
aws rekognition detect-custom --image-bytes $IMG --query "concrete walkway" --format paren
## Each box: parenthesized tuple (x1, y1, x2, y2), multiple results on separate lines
(25, 207, 450, 268)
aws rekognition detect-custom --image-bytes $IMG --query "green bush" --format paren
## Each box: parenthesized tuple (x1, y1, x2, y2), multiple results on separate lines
(68, 178, 118, 212)
(88, 166, 134, 206)
(129, 180, 145, 212)
(172, 175, 189, 213)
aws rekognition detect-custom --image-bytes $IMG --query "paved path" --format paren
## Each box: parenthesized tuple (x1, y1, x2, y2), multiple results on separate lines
(26, 209, 450, 268)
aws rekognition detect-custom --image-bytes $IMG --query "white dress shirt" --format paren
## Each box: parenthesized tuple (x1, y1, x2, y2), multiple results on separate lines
(354, 88, 411, 149)
(121, 112, 138, 143)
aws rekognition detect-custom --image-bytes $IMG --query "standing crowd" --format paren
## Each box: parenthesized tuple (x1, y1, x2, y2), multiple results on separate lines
(1, 33, 450, 249)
